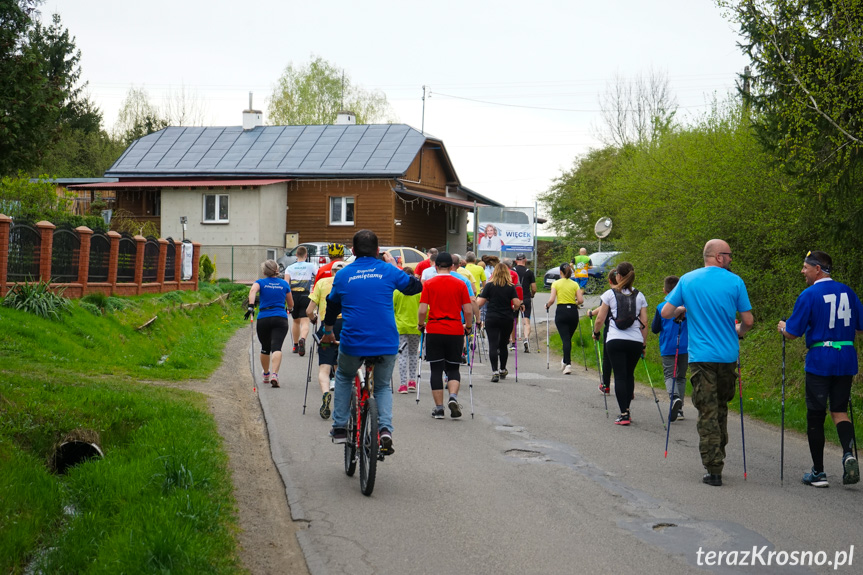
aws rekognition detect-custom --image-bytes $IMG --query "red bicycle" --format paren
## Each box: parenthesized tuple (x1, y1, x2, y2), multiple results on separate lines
(344, 356, 389, 496)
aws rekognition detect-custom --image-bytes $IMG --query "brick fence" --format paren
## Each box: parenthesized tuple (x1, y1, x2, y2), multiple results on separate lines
(0, 214, 200, 298)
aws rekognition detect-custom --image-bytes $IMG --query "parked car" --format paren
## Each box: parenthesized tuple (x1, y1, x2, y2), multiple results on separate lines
(345, 246, 427, 268)
(277, 242, 353, 275)
(542, 251, 624, 293)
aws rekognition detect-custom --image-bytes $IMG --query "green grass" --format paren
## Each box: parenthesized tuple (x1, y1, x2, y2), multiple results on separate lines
(552, 316, 860, 446)
(0, 283, 251, 574)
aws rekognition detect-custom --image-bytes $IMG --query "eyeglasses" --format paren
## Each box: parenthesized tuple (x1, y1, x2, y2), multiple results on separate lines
(717, 252, 732, 258)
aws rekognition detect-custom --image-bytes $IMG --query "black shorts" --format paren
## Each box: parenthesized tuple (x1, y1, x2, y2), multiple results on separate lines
(316, 318, 343, 365)
(425, 332, 464, 364)
(522, 298, 532, 319)
(290, 292, 311, 320)
(805, 372, 853, 412)
(256, 316, 290, 355)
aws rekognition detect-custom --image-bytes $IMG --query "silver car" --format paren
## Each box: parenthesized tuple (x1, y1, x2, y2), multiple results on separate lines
(277, 243, 353, 275)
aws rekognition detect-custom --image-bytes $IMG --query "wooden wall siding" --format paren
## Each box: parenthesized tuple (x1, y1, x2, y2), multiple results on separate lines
(392, 194, 447, 250)
(401, 145, 453, 194)
(286, 179, 396, 245)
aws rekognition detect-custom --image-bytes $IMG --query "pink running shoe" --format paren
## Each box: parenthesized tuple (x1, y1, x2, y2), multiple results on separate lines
(263, 372, 270, 385)
(398, 384, 408, 394)
(407, 380, 417, 392)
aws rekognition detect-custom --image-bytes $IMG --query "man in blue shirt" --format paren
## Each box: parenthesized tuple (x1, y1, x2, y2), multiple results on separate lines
(778, 250, 863, 487)
(662, 239, 753, 487)
(652, 275, 689, 421)
(322, 230, 422, 455)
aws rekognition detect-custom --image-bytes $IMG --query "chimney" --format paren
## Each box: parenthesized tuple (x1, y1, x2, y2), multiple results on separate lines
(243, 92, 263, 130)
(335, 111, 356, 125)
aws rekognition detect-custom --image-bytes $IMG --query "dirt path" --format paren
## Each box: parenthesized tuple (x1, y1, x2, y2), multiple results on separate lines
(176, 328, 309, 575)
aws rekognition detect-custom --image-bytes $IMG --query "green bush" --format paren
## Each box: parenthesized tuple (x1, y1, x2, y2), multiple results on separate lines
(78, 301, 102, 316)
(106, 297, 135, 312)
(81, 292, 109, 309)
(158, 291, 184, 305)
(2, 280, 71, 320)
(199, 254, 215, 283)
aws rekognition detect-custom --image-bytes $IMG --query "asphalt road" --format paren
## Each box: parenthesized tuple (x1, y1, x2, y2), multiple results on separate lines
(255, 292, 861, 575)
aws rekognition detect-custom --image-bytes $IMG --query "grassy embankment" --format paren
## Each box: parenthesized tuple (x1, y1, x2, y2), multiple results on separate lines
(550, 316, 861, 447)
(0, 283, 249, 574)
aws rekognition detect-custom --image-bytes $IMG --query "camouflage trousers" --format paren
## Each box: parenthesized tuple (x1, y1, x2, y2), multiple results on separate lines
(690, 362, 738, 475)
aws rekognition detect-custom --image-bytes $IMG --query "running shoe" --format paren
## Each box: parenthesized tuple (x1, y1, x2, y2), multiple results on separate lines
(330, 428, 347, 444)
(563, 364, 572, 375)
(843, 453, 860, 485)
(599, 382, 610, 395)
(292, 344, 298, 353)
(669, 397, 683, 423)
(523, 340, 530, 353)
(678, 410, 685, 420)
(491, 373, 500, 382)
(432, 406, 445, 419)
(270, 374, 280, 388)
(298, 338, 306, 356)
(319, 391, 332, 419)
(329, 378, 335, 392)
(499, 368, 508, 380)
(448, 397, 462, 418)
(398, 383, 408, 394)
(802, 468, 829, 488)
(407, 380, 417, 392)
(614, 412, 631, 426)
(379, 429, 394, 455)
(262, 371, 270, 385)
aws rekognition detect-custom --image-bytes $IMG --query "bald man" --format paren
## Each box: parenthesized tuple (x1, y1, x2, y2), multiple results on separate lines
(661, 239, 754, 487)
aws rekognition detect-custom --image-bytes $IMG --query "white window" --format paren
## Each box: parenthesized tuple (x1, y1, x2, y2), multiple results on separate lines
(203, 194, 229, 223)
(330, 196, 355, 226)
(266, 249, 277, 261)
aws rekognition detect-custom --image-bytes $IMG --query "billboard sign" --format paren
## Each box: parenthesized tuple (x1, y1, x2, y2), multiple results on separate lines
(476, 206, 535, 253)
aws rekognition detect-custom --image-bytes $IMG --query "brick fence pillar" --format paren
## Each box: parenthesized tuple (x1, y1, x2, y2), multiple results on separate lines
(75, 226, 93, 295)
(133, 235, 146, 294)
(36, 221, 55, 283)
(157, 238, 168, 291)
(0, 214, 11, 297)
(107, 231, 120, 294)
(174, 242, 183, 284)
(192, 242, 201, 289)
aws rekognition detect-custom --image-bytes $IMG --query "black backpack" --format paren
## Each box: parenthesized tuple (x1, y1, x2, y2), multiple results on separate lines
(612, 288, 641, 330)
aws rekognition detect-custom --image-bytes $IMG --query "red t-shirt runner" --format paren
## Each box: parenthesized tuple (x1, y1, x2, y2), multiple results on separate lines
(314, 260, 340, 287)
(420, 274, 471, 335)
(414, 258, 432, 278)
(509, 269, 524, 301)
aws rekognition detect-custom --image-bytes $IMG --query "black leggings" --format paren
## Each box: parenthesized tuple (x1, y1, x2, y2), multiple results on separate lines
(601, 323, 611, 387)
(257, 316, 290, 354)
(606, 338, 643, 413)
(426, 333, 463, 390)
(554, 305, 580, 365)
(485, 315, 514, 372)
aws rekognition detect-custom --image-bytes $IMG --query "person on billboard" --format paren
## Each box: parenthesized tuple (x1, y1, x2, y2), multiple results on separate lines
(479, 223, 504, 251)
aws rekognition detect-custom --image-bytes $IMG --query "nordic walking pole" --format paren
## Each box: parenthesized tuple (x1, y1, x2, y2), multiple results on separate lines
(250, 315, 256, 393)
(576, 315, 588, 370)
(514, 316, 519, 382)
(532, 307, 540, 355)
(302, 328, 317, 414)
(468, 329, 475, 419)
(591, 317, 608, 418)
(738, 351, 748, 481)
(665, 321, 683, 458)
(546, 306, 550, 370)
(850, 397, 859, 461)
(642, 354, 666, 430)
(780, 317, 786, 485)
(416, 330, 425, 404)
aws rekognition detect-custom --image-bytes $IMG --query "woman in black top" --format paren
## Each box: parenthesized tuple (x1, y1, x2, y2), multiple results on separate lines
(477, 263, 521, 382)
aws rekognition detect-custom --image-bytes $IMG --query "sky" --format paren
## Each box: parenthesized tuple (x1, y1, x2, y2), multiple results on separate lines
(43, 0, 749, 228)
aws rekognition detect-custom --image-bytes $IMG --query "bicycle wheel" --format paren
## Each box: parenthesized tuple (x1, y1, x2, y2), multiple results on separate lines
(359, 396, 379, 496)
(344, 381, 358, 476)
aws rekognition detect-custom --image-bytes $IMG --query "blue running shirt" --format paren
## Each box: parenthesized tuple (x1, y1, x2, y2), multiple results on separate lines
(785, 278, 863, 376)
(665, 266, 751, 363)
(653, 302, 689, 356)
(327, 257, 414, 356)
(256, 277, 291, 319)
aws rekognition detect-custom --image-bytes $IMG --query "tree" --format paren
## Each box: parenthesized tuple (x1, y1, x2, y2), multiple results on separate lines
(267, 56, 395, 125)
(113, 85, 167, 146)
(595, 68, 678, 148)
(717, 0, 863, 226)
(163, 82, 208, 127)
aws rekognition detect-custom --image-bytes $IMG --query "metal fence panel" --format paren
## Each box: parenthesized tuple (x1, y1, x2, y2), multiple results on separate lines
(88, 233, 110, 282)
(51, 226, 80, 283)
(117, 233, 136, 283)
(200, 245, 273, 282)
(8, 222, 40, 282)
(165, 238, 176, 282)
(143, 236, 159, 282)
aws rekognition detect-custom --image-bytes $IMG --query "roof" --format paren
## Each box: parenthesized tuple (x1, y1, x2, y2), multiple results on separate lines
(396, 188, 487, 211)
(457, 185, 504, 207)
(68, 179, 290, 190)
(105, 124, 428, 179)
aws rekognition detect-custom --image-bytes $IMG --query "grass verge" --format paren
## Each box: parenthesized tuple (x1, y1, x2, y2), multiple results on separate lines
(551, 315, 861, 447)
(0, 283, 250, 574)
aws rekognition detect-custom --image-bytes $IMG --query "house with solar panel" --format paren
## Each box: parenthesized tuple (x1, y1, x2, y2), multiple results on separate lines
(69, 109, 499, 280)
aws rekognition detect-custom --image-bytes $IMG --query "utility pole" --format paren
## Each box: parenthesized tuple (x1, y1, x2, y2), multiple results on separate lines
(421, 85, 429, 134)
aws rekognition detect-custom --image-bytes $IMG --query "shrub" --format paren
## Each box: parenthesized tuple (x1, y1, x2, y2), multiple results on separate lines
(158, 292, 183, 305)
(199, 254, 215, 283)
(106, 297, 135, 312)
(2, 280, 70, 320)
(78, 301, 102, 316)
(81, 292, 109, 309)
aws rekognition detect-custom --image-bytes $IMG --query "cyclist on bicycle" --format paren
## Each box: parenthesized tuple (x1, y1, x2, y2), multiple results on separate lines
(322, 230, 422, 454)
